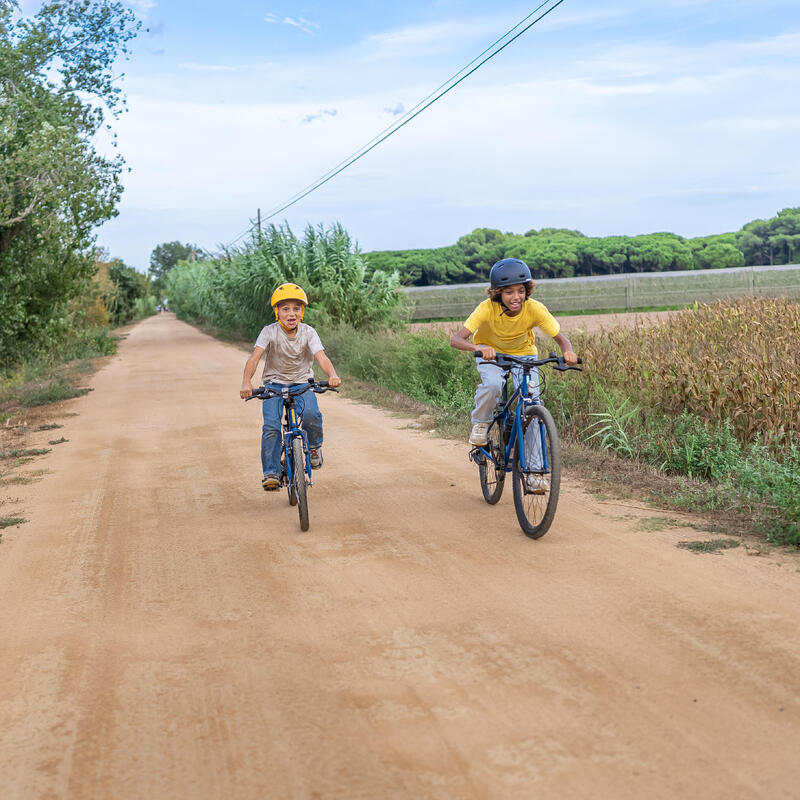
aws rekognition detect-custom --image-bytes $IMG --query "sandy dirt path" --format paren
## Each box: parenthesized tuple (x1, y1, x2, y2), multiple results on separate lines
(1, 314, 798, 800)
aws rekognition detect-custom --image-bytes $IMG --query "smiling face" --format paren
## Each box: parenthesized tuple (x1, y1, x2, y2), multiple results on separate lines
(276, 300, 304, 330)
(499, 283, 527, 315)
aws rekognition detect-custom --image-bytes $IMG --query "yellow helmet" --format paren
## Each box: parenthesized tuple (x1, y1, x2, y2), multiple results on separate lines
(270, 283, 308, 321)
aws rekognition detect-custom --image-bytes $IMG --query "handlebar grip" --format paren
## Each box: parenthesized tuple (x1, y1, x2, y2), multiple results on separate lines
(474, 350, 484, 358)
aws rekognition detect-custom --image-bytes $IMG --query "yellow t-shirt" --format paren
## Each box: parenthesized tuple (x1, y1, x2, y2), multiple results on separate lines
(463, 298, 560, 356)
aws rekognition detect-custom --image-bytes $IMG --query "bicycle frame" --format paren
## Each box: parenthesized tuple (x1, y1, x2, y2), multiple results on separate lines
(278, 388, 313, 493)
(475, 361, 547, 476)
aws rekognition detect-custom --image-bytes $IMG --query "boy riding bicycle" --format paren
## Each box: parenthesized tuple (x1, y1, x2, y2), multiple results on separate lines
(240, 283, 341, 491)
(450, 259, 578, 490)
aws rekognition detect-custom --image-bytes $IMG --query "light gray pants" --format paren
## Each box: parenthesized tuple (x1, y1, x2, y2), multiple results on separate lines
(472, 357, 544, 471)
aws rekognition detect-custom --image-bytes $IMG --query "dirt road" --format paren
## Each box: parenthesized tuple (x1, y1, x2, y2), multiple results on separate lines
(1, 314, 798, 799)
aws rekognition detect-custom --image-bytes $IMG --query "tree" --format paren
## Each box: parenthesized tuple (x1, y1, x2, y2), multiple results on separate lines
(0, 0, 141, 365)
(150, 241, 204, 277)
(456, 228, 510, 280)
(104, 259, 149, 324)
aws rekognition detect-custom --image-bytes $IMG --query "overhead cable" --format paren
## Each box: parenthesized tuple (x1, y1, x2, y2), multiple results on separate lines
(261, 0, 558, 220)
(260, 0, 567, 223)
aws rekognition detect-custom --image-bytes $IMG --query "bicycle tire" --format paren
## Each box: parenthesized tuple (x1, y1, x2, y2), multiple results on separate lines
(292, 437, 309, 531)
(512, 405, 561, 539)
(478, 420, 505, 505)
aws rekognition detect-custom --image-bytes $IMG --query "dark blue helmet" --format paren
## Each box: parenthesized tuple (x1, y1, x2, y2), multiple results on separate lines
(489, 258, 532, 288)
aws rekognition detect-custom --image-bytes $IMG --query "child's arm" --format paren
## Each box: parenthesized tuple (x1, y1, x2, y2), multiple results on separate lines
(314, 350, 342, 388)
(553, 333, 578, 366)
(450, 326, 497, 360)
(240, 346, 265, 398)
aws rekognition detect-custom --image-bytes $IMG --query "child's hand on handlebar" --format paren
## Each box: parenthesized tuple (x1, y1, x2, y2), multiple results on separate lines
(563, 351, 578, 366)
(477, 346, 497, 361)
(328, 376, 342, 388)
(240, 384, 253, 399)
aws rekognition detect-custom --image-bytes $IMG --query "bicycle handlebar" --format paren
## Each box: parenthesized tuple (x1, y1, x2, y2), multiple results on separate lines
(245, 379, 339, 401)
(473, 350, 582, 372)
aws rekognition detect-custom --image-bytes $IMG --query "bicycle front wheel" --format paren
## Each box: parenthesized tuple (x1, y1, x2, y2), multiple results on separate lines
(512, 405, 561, 539)
(478, 421, 505, 505)
(292, 437, 309, 531)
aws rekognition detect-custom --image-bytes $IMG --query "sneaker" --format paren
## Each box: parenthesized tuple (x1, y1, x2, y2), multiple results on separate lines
(469, 423, 489, 446)
(526, 473, 549, 494)
(262, 474, 280, 491)
(309, 447, 323, 469)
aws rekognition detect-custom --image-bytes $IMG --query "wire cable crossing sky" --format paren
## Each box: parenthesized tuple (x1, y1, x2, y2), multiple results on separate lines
(257, 0, 568, 228)
(257, 0, 559, 224)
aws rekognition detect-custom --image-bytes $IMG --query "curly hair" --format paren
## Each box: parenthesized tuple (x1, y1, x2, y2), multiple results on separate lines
(486, 282, 534, 303)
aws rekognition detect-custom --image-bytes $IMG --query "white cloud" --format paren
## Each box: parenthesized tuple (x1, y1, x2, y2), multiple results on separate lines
(264, 13, 320, 35)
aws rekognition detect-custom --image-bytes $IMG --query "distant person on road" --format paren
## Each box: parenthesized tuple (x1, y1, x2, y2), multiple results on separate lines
(450, 259, 578, 489)
(239, 283, 341, 491)
(162, 297, 169, 312)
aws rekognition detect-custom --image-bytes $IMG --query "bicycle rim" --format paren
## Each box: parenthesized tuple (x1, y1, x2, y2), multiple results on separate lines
(512, 405, 561, 538)
(478, 421, 505, 504)
(292, 437, 309, 531)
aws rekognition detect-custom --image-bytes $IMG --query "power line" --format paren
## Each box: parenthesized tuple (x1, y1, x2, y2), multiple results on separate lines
(261, 0, 558, 220)
(261, 0, 567, 223)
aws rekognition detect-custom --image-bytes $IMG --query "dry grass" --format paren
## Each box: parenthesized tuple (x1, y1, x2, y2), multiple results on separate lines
(574, 297, 800, 445)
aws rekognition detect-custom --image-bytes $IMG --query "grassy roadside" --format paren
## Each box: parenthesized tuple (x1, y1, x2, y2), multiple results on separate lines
(0, 328, 124, 535)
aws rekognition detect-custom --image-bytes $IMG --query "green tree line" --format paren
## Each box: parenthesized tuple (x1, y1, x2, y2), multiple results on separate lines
(366, 208, 800, 286)
(0, 0, 140, 367)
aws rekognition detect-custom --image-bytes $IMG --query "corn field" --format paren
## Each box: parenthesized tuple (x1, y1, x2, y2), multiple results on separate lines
(166, 223, 404, 338)
(573, 297, 800, 446)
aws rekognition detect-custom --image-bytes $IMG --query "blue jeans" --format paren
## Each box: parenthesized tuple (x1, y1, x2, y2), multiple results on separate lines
(261, 383, 323, 476)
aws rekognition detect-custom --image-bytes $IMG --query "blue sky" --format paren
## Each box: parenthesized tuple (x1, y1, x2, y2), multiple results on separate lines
(46, 0, 800, 270)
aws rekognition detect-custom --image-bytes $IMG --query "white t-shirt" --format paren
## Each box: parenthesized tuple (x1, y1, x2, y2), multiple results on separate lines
(255, 322, 324, 384)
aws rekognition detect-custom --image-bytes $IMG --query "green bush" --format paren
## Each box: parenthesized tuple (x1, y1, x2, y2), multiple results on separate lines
(167, 223, 404, 337)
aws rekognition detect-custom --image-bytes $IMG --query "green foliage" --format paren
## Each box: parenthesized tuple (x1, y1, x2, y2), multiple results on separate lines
(104, 260, 150, 324)
(167, 222, 404, 337)
(0, 0, 140, 366)
(149, 241, 205, 295)
(738, 208, 800, 266)
(20, 376, 92, 407)
(677, 539, 740, 553)
(583, 393, 640, 459)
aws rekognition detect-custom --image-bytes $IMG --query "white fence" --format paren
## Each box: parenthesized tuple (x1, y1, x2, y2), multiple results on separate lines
(403, 264, 800, 320)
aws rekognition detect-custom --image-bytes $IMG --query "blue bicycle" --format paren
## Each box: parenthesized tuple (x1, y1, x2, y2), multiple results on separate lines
(247, 379, 337, 531)
(469, 351, 582, 538)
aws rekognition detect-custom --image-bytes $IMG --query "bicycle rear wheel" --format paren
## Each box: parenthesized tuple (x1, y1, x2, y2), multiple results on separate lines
(478, 420, 505, 504)
(292, 437, 309, 531)
(512, 405, 561, 538)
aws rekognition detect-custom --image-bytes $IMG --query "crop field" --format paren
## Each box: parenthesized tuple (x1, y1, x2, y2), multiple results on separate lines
(404, 264, 800, 319)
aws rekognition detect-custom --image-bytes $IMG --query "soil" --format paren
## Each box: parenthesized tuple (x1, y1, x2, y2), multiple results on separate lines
(1, 313, 798, 799)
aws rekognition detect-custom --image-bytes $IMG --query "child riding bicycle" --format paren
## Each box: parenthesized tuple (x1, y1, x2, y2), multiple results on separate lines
(240, 283, 341, 491)
(450, 259, 578, 489)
